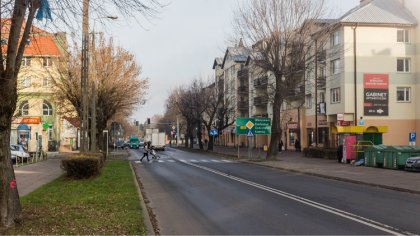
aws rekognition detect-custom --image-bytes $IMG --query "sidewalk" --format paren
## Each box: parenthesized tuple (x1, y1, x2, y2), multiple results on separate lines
(14, 153, 67, 196)
(191, 145, 420, 194)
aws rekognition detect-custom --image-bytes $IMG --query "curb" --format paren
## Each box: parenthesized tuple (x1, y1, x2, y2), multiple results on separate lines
(129, 162, 155, 235)
(242, 161, 420, 195)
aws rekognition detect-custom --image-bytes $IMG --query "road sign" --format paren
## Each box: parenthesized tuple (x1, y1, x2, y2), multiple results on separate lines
(247, 129, 254, 137)
(409, 132, 416, 142)
(236, 118, 271, 135)
(209, 129, 218, 136)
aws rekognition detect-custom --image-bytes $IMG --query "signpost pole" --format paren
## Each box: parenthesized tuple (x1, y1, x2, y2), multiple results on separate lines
(237, 134, 240, 159)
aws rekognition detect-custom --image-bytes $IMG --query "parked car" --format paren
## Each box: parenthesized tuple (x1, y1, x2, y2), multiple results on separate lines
(10, 144, 30, 162)
(405, 156, 420, 171)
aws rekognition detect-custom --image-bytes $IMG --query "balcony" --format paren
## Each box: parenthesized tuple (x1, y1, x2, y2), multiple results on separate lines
(253, 76, 268, 89)
(238, 85, 249, 94)
(317, 76, 326, 89)
(254, 113, 269, 118)
(237, 68, 249, 82)
(238, 101, 249, 110)
(287, 85, 305, 98)
(317, 50, 326, 64)
(254, 95, 268, 106)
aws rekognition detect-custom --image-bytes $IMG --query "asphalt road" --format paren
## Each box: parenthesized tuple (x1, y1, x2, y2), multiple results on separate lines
(131, 147, 420, 235)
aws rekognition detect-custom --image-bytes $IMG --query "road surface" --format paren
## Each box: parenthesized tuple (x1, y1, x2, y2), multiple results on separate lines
(131, 147, 420, 235)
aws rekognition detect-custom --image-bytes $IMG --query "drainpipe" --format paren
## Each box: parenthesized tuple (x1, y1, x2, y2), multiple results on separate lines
(352, 24, 358, 125)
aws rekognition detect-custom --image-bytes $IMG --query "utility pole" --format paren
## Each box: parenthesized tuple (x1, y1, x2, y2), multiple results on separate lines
(80, 0, 90, 152)
(91, 81, 97, 152)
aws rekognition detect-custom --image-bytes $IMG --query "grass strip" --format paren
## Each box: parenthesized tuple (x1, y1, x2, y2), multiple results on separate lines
(5, 160, 146, 235)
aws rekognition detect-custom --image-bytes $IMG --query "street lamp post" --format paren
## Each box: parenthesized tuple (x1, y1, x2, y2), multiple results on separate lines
(80, 0, 90, 152)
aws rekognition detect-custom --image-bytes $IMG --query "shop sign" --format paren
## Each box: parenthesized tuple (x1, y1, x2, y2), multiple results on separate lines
(318, 120, 328, 126)
(337, 120, 351, 126)
(12, 117, 41, 124)
(337, 114, 344, 121)
(364, 74, 389, 116)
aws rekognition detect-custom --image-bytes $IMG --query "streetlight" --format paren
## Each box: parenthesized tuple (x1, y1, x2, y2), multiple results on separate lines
(90, 15, 118, 152)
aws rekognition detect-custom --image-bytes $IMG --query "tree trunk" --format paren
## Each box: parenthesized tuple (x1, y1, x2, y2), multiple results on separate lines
(207, 133, 214, 151)
(197, 123, 203, 150)
(0, 78, 22, 229)
(267, 78, 283, 159)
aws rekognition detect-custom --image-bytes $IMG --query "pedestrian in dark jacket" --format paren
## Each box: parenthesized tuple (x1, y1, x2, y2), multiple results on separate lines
(337, 144, 343, 163)
(140, 145, 149, 162)
(279, 140, 283, 152)
(295, 139, 301, 152)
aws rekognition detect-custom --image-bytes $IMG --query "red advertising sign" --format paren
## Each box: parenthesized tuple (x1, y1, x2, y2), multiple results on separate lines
(337, 120, 351, 126)
(364, 74, 389, 89)
(364, 74, 389, 116)
(12, 117, 41, 124)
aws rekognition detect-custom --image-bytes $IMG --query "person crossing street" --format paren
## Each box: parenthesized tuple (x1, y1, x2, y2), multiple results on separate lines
(140, 144, 150, 162)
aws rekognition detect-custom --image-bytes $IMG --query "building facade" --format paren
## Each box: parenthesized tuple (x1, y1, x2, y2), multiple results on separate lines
(7, 25, 64, 152)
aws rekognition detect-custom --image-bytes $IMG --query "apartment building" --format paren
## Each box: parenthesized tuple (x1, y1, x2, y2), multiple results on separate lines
(213, 40, 251, 146)
(304, 0, 420, 148)
(5, 24, 65, 152)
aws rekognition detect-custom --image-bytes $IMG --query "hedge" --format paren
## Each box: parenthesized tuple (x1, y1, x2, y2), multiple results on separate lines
(61, 153, 104, 179)
(303, 147, 337, 160)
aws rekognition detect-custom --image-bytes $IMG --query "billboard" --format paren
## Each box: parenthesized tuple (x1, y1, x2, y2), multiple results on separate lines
(364, 74, 389, 116)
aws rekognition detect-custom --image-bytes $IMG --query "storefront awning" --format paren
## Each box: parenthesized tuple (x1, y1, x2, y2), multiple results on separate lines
(332, 126, 388, 134)
(17, 123, 30, 131)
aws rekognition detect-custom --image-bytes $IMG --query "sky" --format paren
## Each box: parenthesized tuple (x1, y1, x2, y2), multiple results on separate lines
(106, 0, 360, 124)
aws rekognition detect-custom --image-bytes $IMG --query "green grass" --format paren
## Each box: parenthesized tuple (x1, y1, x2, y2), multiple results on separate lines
(5, 160, 146, 235)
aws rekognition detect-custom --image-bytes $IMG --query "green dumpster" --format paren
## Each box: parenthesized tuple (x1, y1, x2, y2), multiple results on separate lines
(395, 146, 420, 170)
(383, 146, 398, 169)
(366, 145, 386, 167)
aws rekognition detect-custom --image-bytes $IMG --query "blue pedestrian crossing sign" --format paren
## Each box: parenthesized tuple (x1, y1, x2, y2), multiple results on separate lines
(209, 129, 218, 136)
(247, 129, 254, 137)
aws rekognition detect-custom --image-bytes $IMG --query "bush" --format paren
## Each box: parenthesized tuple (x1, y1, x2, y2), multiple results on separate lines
(61, 153, 104, 179)
(304, 147, 338, 160)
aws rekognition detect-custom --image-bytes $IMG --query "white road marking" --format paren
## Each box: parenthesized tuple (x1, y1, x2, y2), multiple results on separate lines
(183, 161, 410, 235)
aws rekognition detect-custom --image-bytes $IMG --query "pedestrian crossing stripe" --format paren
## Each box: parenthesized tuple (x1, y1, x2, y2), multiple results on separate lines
(135, 159, 234, 164)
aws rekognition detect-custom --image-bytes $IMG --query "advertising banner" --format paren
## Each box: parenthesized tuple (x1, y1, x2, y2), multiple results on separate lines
(364, 74, 389, 116)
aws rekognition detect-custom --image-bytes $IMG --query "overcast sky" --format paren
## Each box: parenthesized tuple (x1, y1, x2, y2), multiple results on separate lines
(107, 0, 360, 124)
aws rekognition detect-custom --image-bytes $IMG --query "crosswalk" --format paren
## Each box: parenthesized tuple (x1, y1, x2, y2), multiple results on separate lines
(134, 159, 235, 164)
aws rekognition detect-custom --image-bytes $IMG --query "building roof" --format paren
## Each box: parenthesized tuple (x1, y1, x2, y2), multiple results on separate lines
(212, 57, 223, 69)
(63, 117, 80, 128)
(1, 19, 62, 57)
(339, 0, 418, 26)
(221, 46, 252, 69)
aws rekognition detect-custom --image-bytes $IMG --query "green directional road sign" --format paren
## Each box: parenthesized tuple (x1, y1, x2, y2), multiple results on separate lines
(236, 117, 271, 135)
(254, 118, 271, 135)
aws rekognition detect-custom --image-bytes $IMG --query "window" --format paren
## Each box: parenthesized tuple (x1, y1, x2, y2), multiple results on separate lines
(397, 29, 409, 43)
(19, 101, 29, 116)
(306, 94, 312, 109)
(48, 126, 53, 141)
(397, 58, 410, 72)
(331, 59, 340, 75)
(319, 92, 325, 103)
(43, 77, 51, 87)
(43, 57, 52, 67)
(397, 87, 411, 102)
(331, 88, 341, 103)
(331, 31, 340, 46)
(22, 57, 31, 67)
(43, 101, 53, 116)
(20, 77, 31, 88)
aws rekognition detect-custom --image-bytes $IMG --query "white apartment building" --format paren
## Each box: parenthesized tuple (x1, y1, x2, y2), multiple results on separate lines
(305, 0, 420, 148)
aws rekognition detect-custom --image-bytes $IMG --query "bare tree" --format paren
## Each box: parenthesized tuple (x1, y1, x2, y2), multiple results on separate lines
(233, 0, 325, 158)
(54, 35, 148, 149)
(0, 0, 162, 229)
